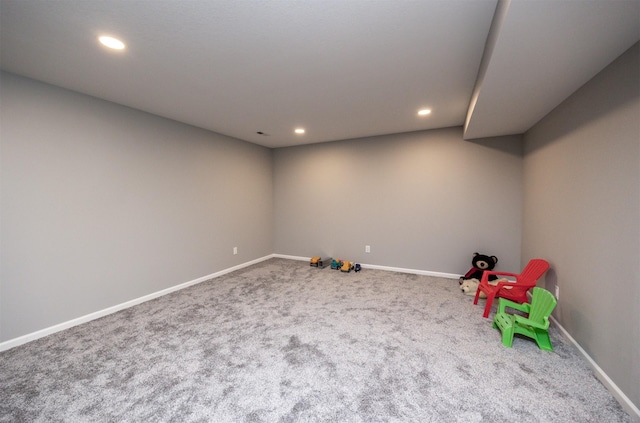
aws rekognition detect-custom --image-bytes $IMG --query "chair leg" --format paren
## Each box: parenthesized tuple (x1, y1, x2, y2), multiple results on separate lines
(483, 293, 495, 318)
(534, 329, 553, 351)
(493, 313, 514, 348)
(502, 325, 514, 348)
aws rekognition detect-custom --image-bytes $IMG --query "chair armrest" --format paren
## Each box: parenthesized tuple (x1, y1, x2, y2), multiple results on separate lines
(497, 297, 530, 314)
(480, 277, 520, 294)
(480, 270, 519, 284)
(514, 314, 550, 330)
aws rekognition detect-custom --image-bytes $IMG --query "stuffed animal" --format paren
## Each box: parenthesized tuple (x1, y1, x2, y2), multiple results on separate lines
(459, 252, 499, 285)
(460, 278, 487, 298)
(460, 277, 509, 298)
(460, 278, 511, 298)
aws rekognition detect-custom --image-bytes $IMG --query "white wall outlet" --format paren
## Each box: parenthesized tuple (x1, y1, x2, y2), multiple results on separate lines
(365, 245, 371, 253)
(233, 247, 238, 255)
(555, 285, 560, 299)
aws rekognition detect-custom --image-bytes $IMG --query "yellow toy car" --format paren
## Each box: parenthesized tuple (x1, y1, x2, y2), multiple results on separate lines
(340, 261, 354, 272)
(310, 256, 321, 267)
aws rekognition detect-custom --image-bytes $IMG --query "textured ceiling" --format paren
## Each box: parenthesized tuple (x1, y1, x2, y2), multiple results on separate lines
(1, 0, 638, 148)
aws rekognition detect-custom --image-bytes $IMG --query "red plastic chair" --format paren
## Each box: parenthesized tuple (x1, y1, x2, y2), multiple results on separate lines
(473, 259, 549, 318)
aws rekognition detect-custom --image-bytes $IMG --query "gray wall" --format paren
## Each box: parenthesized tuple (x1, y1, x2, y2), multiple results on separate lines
(522, 43, 639, 409)
(0, 72, 274, 341)
(273, 127, 523, 275)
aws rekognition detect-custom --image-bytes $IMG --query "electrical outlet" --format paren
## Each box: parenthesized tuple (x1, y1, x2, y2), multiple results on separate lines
(233, 247, 238, 255)
(555, 285, 559, 299)
(365, 245, 371, 253)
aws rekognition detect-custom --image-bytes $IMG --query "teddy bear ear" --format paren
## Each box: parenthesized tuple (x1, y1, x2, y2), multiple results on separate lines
(491, 256, 498, 263)
(473, 252, 479, 257)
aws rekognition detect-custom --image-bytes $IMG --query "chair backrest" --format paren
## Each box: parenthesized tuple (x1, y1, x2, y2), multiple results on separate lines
(520, 259, 550, 284)
(494, 259, 550, 306)
(528, 287, 557, 324)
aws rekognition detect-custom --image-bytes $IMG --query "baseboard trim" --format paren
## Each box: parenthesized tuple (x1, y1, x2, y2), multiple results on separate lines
(272, 254, 308, 262)
(0, 255, 274, 352)
(272, 254, 460, 280)
(360, 263, 460, 280)
(550, 315, 640, 421)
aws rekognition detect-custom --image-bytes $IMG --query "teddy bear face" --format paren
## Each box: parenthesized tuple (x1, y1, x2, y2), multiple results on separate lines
(460, 279, 478, 294)
(472, 252, 497, 271)
(460, 278, 487, 298)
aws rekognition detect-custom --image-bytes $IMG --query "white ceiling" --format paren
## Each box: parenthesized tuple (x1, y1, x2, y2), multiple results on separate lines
(1, 0, 638, 148)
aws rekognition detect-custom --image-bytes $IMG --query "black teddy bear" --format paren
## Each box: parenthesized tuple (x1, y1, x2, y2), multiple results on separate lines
(458, 252, 499, 285)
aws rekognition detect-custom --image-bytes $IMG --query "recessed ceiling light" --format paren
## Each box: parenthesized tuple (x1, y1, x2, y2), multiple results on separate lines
(418, 109, 432, 116)
(98, 36, 126, 50)
(294, 128, 305, 134)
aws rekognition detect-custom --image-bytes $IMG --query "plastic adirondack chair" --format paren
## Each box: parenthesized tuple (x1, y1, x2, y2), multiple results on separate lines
(492, 287, 557, 350)
(473, 259, 549, 318)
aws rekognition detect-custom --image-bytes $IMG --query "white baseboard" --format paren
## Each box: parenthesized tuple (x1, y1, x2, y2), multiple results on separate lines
(7, 253, 457, 351)
(360, 263, 460, 280)
(0, 254, 274, 352)
(272, 253, 309, 262)
(272, 254, 461, 280)
(550, 315, 640, 421)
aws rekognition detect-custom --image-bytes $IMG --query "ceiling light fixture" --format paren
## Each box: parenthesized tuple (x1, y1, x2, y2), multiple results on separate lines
(294, 128, 305, 134)
(418, 109, 432, 116)
(98, 36, 126, 50)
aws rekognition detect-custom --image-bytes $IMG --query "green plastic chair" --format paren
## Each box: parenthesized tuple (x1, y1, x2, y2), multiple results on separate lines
(492, 287, 557, 351)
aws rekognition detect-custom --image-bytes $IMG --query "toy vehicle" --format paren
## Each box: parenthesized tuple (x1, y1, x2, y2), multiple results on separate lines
(311, 257, 332, 268)
(340, 261, 354, 272)
(319, 257, 332, 268)
(354, 263, 361, 272)
(331, 259, 343, 270)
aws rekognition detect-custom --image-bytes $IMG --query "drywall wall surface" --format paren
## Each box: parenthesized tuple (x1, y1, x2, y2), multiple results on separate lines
(523, 43, 639, 410)
(273, 127, 523, 275)
(0, 72, 273, 341)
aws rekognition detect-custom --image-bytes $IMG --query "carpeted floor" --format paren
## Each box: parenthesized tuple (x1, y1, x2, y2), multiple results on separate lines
(0, 258, 633, 422)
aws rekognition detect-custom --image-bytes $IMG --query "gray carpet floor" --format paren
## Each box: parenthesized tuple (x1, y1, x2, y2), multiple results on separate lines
(0, 258, 633, 422)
